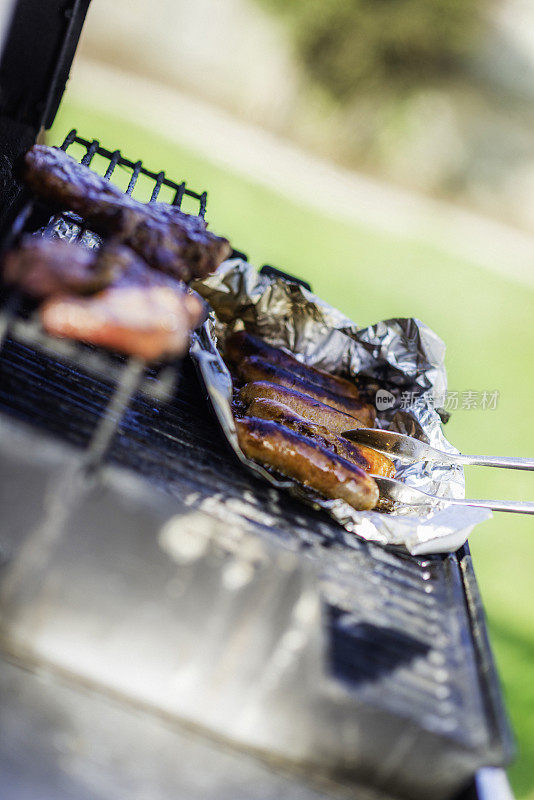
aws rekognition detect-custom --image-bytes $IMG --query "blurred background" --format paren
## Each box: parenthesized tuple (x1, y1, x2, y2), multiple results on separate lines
(49, 1, 534, 796)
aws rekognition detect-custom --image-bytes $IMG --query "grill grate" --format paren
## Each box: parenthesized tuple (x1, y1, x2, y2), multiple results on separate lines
(0, 131, 212, 475)
(60, 130, 207, 214)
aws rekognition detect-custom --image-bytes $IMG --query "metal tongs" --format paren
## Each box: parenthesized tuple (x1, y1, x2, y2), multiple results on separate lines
(343, 428, 534, 514)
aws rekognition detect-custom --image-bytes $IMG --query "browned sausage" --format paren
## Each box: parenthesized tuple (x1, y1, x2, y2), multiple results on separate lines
(225, 330, 361, 400)
(236, 356, 375, 426)
(236, 417, 379, 511)
(246, 398, 395, 477)
(238, 382, 362, 434)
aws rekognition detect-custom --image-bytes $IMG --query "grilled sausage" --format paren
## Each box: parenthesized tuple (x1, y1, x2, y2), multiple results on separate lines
(238, 381, 362, 434)
(236, 417, 379, 511)
(246, 398, 395, 477)
(236, 356, 375, 426)
(225, 330, 361, 401)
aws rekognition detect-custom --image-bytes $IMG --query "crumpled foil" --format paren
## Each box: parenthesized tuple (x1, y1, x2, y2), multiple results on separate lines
(38, 214, 102, 248)
(191, 259, 490, 555)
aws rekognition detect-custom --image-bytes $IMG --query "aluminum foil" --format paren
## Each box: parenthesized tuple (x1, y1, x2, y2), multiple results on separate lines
(38, 214, 102, 248)
(191, 259, 490, 555)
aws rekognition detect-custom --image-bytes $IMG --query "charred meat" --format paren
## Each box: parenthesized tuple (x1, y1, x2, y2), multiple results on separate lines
(24, 145, 231, 282)
(228, 335, 394, 506)
(237, 381, 362, 434)
(7, 239, 207, 360)
(235, 354, 376, 426)
(245, 397, 394, 477)
(3, 236, 114, 298)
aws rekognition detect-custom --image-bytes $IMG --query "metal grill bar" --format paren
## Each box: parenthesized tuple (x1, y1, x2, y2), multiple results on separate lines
(150, 171, 165, 202)
(81, 138, 99, 166)
(83, 357, 145, 472)
(2, 322, 178, 401)
(0, 201, 32, 255)
(0, 292, 22, 349)
(104, 149, 121, 180)
(126, 160, 142, 195)
(60, 129, 77, 150)
(173, 182, 186, 207)
(62, 130, 207, 216)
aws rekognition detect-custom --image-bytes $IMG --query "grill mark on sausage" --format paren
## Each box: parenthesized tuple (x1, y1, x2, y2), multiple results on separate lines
(236, 356, 375, 426)
(225, 330, 361, 400)
(238, 381, 362, 434)
(245, 397, 394, 477)
(236, 416, 379, 511)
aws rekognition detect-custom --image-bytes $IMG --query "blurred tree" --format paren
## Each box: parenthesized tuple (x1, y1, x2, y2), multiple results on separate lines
(256, 0, 485, 101)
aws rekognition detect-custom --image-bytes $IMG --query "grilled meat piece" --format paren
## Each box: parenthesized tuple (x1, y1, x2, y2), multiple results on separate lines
(238, 381, 362, 434)
(40, 243, 205, 360)
(2, 236, 116, 298)
(236, 417, 379, 511)
(236, 355, 376, 426)
(24, 145, 231, 282)
(225, 330, 362, 401)
(245, 397, 395, 477)
(42, 285, 204, 361)
(3, 235, 192, 297)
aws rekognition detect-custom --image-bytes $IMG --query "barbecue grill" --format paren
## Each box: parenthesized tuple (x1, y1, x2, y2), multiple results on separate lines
(0, 3, 516, 800)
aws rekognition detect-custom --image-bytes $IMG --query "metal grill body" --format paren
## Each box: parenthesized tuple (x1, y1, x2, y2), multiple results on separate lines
(0, 135, 514, 800)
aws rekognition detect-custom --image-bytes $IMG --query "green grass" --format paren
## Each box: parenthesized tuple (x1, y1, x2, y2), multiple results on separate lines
(50, 99, 534, 799)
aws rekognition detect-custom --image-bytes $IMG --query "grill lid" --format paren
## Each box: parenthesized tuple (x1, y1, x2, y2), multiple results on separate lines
(0, 2, 91, 231)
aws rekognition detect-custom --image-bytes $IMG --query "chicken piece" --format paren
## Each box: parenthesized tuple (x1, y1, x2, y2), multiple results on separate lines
(39, 243, 205, 360)
(2, 236, 114, 297)
(24, 145, 231, 282)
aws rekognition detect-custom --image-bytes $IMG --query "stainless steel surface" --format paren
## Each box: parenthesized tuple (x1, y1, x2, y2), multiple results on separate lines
(0, 387, 514, 800)
(475, 768, 515, 800)
(373, 476, 534, 515)
(1, 655, 388, 800)
(344, 428, 534, 471)
(0, 0, 15, 55)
